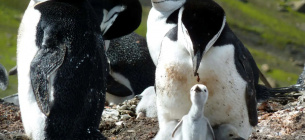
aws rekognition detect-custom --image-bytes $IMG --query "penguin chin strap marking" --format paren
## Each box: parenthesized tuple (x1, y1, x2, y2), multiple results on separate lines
(100, 5, 126, 35)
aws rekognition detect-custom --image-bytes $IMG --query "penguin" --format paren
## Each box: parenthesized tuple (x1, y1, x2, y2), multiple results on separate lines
(0, 64, 8, 90)
(171, 84, 214, 140)
(88, 0, 142, 40)
(214, 124, 245, 140)
(152, 0, 257, 139)
(136, 86, 157, 118)
(17, 0, 107, 139)
(105, 32, 156, 104)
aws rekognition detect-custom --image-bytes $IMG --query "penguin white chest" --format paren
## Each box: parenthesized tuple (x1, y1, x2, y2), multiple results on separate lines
(156, 45, 252, 138)
(17, 3, 46, 140)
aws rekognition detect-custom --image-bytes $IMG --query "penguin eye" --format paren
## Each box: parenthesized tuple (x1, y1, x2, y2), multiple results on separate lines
(229, 134, 234, 137)
(204, 89, 207, 92)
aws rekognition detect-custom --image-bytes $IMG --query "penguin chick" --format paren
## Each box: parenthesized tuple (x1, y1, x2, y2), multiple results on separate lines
(214, 124, 245, 140)
(136, 86, 157, 118)
(0, 64, 8, 90)
(172, 84, 214, 140)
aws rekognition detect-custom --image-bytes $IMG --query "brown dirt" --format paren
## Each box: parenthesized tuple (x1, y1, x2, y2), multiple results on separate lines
(0, 93, 304, 140)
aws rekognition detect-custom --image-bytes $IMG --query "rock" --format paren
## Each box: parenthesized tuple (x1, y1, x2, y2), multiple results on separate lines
(297, 94, 305, 106)
(297, 64, 305, 85)
(120, 114, 131, 121)
(102, 108, 120, 122)
(291, 1, 305, 13)
(2, 94, 19, 106)
(261, 64, 271, 72)
(0, 133, 5, 140)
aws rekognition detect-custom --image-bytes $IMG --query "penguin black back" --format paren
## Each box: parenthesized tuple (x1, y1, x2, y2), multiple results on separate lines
(107, 33, 156, 96)
(33, 1, 107, 139)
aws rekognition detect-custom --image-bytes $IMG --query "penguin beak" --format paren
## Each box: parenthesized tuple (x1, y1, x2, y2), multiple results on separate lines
(233, 137, 246, 140)
(194, 85, 201, 92)
(192, 46, 204, 76)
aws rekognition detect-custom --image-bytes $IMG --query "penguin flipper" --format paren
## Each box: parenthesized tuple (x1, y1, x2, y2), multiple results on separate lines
(205, 117, 215, 140)
(172, 117, 184, 138)
(0, 64, 8, 90)
(180, 0, 226, 75)
(30, 40, 67, 116)
(238, 54, 258, 126)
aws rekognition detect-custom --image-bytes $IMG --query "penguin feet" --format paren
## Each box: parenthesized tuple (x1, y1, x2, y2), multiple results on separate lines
(136, 86, 158, 118)
(154, 120, 179, 140)
(67, 129, 106, 140)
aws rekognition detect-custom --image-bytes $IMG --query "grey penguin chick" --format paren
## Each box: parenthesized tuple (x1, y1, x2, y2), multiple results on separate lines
(136, 86, 157, 118)
(171, 84, 214, 140)
(0, 64, 8, 90)
(214, 124, 245, 140)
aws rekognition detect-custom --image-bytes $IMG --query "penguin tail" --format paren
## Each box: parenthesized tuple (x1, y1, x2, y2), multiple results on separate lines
(256, 84, 304, 103)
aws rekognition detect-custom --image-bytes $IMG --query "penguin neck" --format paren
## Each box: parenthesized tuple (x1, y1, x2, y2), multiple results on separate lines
(189, 104, 204, 119)
(151, 6, 181, 20)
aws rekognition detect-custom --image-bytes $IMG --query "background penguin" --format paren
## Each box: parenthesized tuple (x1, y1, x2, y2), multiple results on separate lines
(153, 0, 257, 139)
(17, 0, 107, 139)
(89, 0, 142, 40)
(171, 84, 214, 140)
(105, 32, 156, 104)
(0, 64, 8, 91)
(214, 124, 245, 140)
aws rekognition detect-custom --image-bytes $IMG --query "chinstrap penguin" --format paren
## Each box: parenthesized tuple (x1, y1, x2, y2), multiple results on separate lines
(152, 0, 257, 139)
(17, 0, 107, 139)
(171, 84, 214, 140)
(105, 33, 155, 105)
(0, 64, 8, 91)
(89, 0, 142, 40)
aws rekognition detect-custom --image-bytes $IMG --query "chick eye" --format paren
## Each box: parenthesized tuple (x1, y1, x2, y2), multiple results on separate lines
(229, 134, 234, 137)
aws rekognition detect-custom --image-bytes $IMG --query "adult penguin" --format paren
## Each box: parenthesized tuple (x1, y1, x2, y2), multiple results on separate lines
(17, 0, 107, 139)
(146, 0, 303, 103)
(153, 0, 257, 139)
(105, 32, 156, 105)
(0, 64, 8, 90)
(88, 0, 142, 40)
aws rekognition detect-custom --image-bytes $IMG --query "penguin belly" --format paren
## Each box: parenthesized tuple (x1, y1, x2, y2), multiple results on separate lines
(156, 44, 252, 138)
(17, 2, 46, 139)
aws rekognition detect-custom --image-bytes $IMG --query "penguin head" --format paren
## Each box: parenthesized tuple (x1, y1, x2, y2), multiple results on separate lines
(216, 124, 245, 140)
(93, 0, 142, 40)
(190, 84, 208, 106)
(152, 0, 185, 12)
(177, 0, 226, 76)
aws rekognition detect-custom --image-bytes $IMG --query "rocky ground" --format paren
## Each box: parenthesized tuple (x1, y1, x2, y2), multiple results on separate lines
(0, 92, 305, 140)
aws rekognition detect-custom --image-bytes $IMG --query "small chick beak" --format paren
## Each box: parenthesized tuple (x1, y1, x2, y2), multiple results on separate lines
(194, 85, 201, 92)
